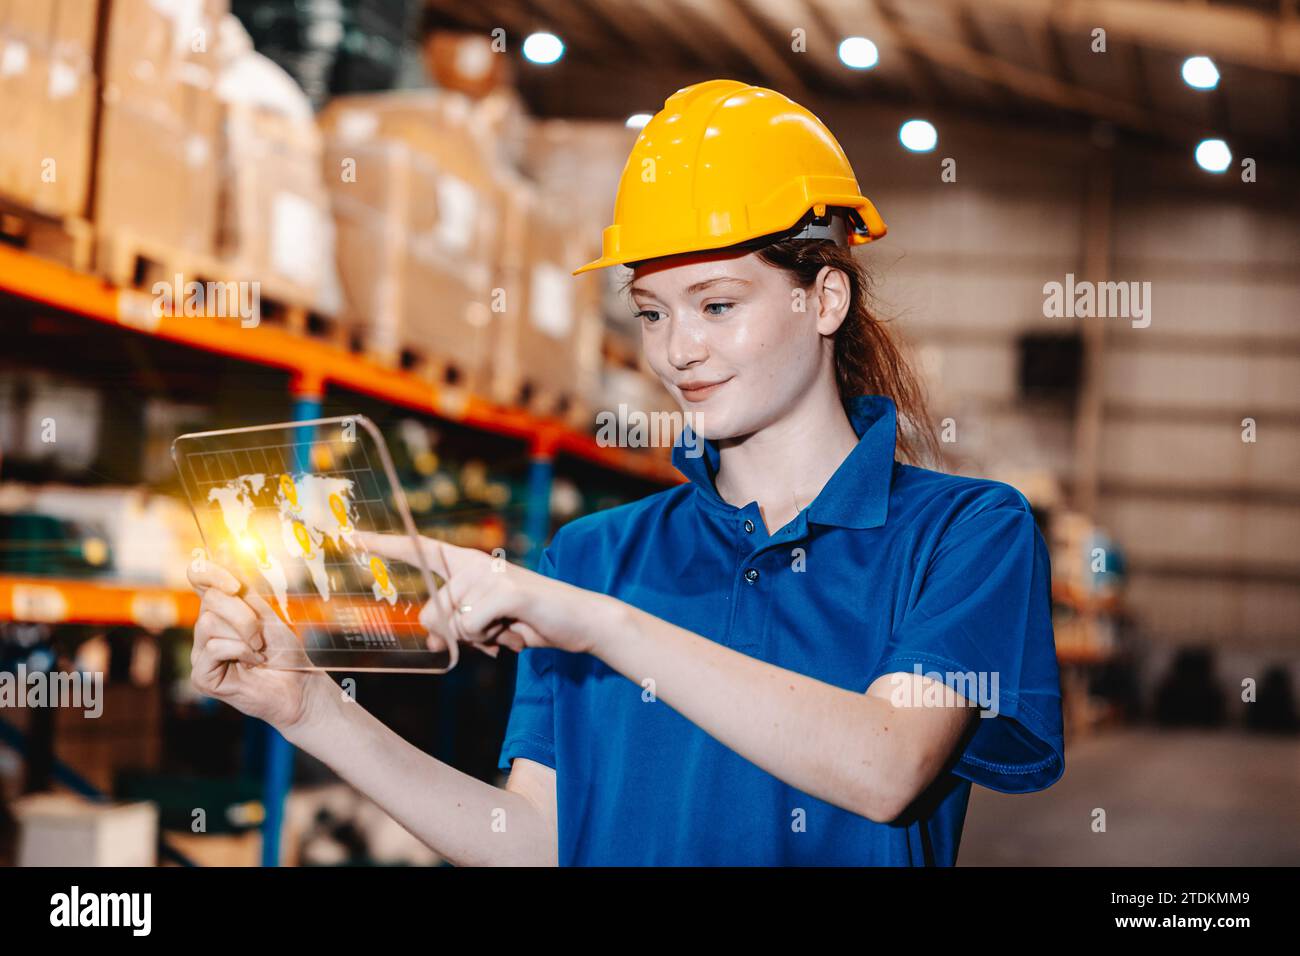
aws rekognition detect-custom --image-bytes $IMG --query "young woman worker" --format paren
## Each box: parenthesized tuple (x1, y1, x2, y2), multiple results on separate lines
(187, 79, 1065, 866)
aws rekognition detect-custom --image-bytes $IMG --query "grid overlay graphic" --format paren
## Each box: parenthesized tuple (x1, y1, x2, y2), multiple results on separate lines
(174, 420, 437, 665)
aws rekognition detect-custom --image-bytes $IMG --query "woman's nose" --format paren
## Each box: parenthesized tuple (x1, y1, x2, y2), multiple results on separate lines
(666, 316, 708, 369)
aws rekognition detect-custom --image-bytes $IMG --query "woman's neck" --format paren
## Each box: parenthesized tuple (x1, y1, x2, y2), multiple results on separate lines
(712, 381, 862, 536)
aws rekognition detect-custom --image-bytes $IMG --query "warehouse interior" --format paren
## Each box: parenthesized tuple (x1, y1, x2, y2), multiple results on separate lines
(0, 0, 1297, 866)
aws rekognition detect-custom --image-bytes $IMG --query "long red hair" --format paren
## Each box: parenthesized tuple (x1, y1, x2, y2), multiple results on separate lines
(756, 238, 938, 466)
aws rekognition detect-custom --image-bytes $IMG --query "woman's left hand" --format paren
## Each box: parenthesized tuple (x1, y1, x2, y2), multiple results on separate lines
(353, 532, 600, 657)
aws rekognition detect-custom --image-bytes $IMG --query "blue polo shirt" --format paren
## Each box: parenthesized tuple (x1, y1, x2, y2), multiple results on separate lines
(499, 394, 1064, 865)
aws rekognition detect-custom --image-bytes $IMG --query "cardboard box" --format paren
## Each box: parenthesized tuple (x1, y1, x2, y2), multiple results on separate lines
(322, 137, 495, 381)
(492, 176, 602, 420)
(99, 0, 226, 112)
(93, 0, 226, 279)
(0, 0, 99, 218)
(14, 793, 158, 866)
(516, 118, 648, 378)
(464, 87, 532, 186)
(219, 102, 331, 309)
(518, 118, 636, 234)
(319, 91, 502, 384)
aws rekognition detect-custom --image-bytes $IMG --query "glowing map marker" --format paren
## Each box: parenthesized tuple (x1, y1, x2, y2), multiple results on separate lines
(370, 556, 394, 597)
(280, 474, 300, 511)
(292, 520, 314, 558)
(329, 492, 351, 531)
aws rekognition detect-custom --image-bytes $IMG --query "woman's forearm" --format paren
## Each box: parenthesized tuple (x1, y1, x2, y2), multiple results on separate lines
(586, 596, 921, 822)
(281, 686, 555, 866)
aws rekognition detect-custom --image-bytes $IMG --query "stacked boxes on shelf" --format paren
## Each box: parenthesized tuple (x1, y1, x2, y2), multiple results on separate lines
(318, 90, 501, 389)
(0, 0, 98, 220)
(215, 17, 337, 318)
(218, 102, 335, 316)
(492, 174, 603, 424)
(515, 118, 636, 246)
(0, 0, 98, 267)
(0, 2, 674, 430)
(94, 0, 226, 286)
(515, 117, 679, 423)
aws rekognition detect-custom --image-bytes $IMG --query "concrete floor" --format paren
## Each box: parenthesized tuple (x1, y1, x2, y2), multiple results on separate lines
(958, 728, 1300, 866)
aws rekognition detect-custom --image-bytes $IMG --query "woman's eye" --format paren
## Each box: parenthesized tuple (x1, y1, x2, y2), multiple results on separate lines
(635, 309, 664, 323)
(704, 302, 734, 316)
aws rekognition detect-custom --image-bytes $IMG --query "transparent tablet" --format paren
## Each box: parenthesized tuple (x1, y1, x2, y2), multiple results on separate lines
(171, 415, 457, 673)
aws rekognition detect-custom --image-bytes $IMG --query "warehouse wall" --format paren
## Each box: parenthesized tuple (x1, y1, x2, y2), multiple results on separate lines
(855, 134, 1090, 479)
(820, 107, 1300, 654)
(1104, 163, 1300, 651)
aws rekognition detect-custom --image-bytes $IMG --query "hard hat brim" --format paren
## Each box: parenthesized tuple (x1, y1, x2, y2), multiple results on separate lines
(571, 199, 887, 276)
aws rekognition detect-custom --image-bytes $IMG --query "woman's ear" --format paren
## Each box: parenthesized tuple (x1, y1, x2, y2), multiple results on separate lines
(813, 265, 852, 335)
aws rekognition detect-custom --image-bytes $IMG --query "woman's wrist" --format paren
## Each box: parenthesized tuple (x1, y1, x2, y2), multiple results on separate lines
(583, 590, 639, 662)
(279, 674, 350, 750)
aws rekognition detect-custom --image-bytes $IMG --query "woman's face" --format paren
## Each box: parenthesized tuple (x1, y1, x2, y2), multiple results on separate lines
(629, 249, 848, 440)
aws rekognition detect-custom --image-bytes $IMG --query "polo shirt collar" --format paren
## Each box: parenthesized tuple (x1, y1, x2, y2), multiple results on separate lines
(671, 393, 898, 529)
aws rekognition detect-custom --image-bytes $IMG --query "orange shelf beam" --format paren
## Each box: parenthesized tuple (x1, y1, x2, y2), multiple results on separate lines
(0, 575, 199, 628)
(0, 245, 682, 485)
(1055, 646, 1116, 665)
(1052, 580, 1124, 617)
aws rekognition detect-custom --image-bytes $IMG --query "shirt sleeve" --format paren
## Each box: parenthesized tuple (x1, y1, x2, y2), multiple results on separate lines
(866, 500, 1065, 793)
(497, 541, 563, 773)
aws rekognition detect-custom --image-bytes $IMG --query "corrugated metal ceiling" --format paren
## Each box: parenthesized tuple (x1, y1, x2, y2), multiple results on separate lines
(422, 0, 1300, 160)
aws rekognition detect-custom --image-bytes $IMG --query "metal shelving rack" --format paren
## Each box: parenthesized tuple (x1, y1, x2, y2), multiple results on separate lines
(0, 243, 681, 865)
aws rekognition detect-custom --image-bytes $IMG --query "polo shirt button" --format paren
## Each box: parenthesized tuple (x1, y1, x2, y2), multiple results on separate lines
(744, 567, 759, 583)
(743, 519, 755, 533)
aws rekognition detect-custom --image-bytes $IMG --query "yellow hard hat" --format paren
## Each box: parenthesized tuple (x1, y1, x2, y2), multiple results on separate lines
(573, 78, 887, 276)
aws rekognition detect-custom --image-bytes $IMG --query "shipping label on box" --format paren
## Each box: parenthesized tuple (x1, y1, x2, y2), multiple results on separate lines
(529, 262, 574, 339)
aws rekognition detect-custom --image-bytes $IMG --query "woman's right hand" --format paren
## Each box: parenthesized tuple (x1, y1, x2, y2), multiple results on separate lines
(187, 557, 336, 733)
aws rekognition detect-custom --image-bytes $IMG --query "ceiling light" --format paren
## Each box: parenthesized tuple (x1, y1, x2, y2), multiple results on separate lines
(838, 36, 879, 70)
(899, 119, 937, 152)
(522, 32, 564, 65)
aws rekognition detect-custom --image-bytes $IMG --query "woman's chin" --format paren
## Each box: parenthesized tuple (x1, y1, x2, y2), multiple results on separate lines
(681, 409, 736, 442)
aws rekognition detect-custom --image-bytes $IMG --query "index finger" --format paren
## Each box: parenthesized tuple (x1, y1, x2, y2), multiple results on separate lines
(354, 531, 451, 586)
(187, 558, 242, 596)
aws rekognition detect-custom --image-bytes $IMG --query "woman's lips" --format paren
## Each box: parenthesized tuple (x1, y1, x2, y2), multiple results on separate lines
(678, 378, 732, 402)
